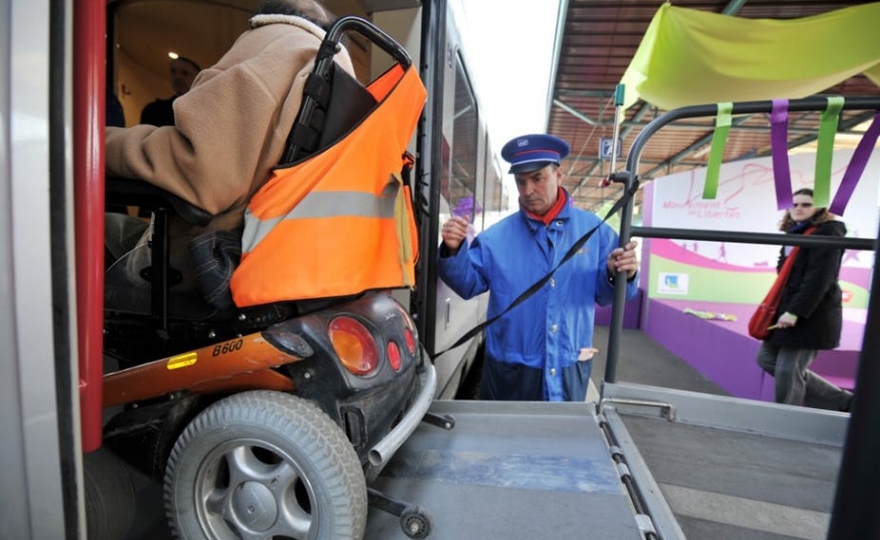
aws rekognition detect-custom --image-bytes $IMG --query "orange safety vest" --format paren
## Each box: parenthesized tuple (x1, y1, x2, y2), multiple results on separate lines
(230, 64, 426, 307)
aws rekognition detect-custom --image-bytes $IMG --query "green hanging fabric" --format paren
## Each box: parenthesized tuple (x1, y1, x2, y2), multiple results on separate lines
(704, 102, 732, 200)
(814, 96, 844, 207)
(620, 3, 880, 111)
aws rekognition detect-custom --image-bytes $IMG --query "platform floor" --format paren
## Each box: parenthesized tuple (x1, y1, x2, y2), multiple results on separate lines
(620, 413, 841, 540)
(590, 325, 731, 397)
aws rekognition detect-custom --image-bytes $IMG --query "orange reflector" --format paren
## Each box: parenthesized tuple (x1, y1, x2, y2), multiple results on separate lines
(329, 316, 379, 376)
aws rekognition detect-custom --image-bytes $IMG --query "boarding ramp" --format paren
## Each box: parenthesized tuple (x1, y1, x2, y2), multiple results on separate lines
(122, 399, 650, 540)
(365, 400, 645, 539)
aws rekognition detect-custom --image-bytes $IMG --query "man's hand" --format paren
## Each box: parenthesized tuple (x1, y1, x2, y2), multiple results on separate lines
(441, 216, 468, 254)
(606, 240, 639, 280)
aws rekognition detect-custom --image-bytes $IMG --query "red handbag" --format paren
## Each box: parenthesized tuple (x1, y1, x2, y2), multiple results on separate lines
(748, 228, 815, 340)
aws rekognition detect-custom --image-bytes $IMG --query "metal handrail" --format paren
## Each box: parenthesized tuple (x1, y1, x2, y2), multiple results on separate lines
(605, 95, 880, 384)
(603, 95, 880, 540)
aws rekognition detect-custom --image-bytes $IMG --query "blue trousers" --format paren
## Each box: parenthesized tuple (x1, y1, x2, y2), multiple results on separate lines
(479, 356, 592, 402)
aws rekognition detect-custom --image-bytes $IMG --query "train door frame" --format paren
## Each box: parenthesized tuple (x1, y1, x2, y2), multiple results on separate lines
(2, 0, 86, 538)
(415, 0, 492, 398)
(1, 2, 498, 536)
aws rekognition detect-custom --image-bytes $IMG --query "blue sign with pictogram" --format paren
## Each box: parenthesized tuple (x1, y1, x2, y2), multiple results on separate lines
(599, 137, 623, 160)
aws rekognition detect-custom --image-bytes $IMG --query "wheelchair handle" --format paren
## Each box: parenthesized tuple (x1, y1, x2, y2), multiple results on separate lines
(328, 16, 411, 68)
(282, 16, 413, 164)
(315, 15, 412, 77)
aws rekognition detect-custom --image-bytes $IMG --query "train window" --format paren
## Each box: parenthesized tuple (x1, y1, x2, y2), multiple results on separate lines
(481, 136, 507, 230)
(441, 53, 479, 227)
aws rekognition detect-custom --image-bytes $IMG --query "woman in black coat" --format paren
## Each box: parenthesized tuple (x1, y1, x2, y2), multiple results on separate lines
(755, 188, 854, 411)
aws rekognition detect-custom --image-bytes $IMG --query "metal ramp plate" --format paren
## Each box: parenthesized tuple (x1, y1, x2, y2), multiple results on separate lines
(365, 400, 644, 540)
(600, 382, 850, 540)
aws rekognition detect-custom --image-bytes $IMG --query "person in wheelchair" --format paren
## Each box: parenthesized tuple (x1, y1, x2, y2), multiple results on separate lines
(104, 0, 354, 311)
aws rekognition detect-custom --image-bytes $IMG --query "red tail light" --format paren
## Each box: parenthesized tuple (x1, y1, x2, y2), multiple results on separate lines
(395, 302, 418, 355)
(387, 341, 401, 371)
(403, 328, 416, 355)
(329, 316, 379, 376)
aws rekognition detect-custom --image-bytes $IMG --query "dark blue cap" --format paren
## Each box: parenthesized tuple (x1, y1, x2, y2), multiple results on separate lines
(501, 134, 571, 174)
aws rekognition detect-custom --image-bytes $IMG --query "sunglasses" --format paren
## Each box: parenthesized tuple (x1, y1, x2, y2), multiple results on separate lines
(791, 202, 813, 209)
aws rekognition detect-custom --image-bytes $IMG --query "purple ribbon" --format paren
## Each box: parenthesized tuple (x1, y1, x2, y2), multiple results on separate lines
(829, 112, 880, 216)
(770, 99, 793, 210)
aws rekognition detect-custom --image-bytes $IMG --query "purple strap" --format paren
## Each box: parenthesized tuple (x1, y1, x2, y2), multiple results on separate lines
(770, 99, 793, 210)
(829, 112, 880, 215)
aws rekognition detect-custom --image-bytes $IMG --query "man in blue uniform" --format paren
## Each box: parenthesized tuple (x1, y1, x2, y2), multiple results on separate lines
(438, 134, 639, 401)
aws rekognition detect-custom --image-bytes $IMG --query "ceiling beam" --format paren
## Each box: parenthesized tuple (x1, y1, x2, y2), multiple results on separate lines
(555, 89, 615, 98)
(553, 98, 599, 125)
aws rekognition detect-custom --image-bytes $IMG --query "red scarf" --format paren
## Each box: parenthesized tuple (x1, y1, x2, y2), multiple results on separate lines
(523, 187, 567, 226)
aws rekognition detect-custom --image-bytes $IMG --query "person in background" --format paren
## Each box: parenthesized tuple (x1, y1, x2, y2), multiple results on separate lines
(106, 85, 125, 127)
(755, 188, 854, 411)
(437, 133, 640, 402)
(104, 0, 354, 292)
(139, 56, 201, 127)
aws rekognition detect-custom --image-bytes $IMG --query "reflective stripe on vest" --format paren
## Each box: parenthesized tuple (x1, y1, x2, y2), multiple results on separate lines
(230, 65, 426, 307)
(241, 185, 399, 253)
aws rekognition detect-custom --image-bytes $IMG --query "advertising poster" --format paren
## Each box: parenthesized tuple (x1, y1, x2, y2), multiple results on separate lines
(646, 148, 878, 308)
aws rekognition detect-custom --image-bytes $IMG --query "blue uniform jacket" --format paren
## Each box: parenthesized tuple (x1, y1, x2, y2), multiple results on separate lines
(437, 199, 638, 401)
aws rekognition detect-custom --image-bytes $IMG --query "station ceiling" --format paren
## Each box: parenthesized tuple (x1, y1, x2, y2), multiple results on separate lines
(547, 0, 878, 212)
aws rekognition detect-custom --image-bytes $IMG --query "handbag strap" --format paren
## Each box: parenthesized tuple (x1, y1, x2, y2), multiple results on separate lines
(776, 226, 816, 284)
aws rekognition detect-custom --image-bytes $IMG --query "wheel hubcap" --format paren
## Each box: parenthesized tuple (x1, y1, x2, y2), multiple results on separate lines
(195, 441, 317, 540)
(232, 481, 277, 531)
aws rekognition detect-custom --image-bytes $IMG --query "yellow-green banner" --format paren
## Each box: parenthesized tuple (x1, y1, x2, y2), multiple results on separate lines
(621, 2, 880, 111)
